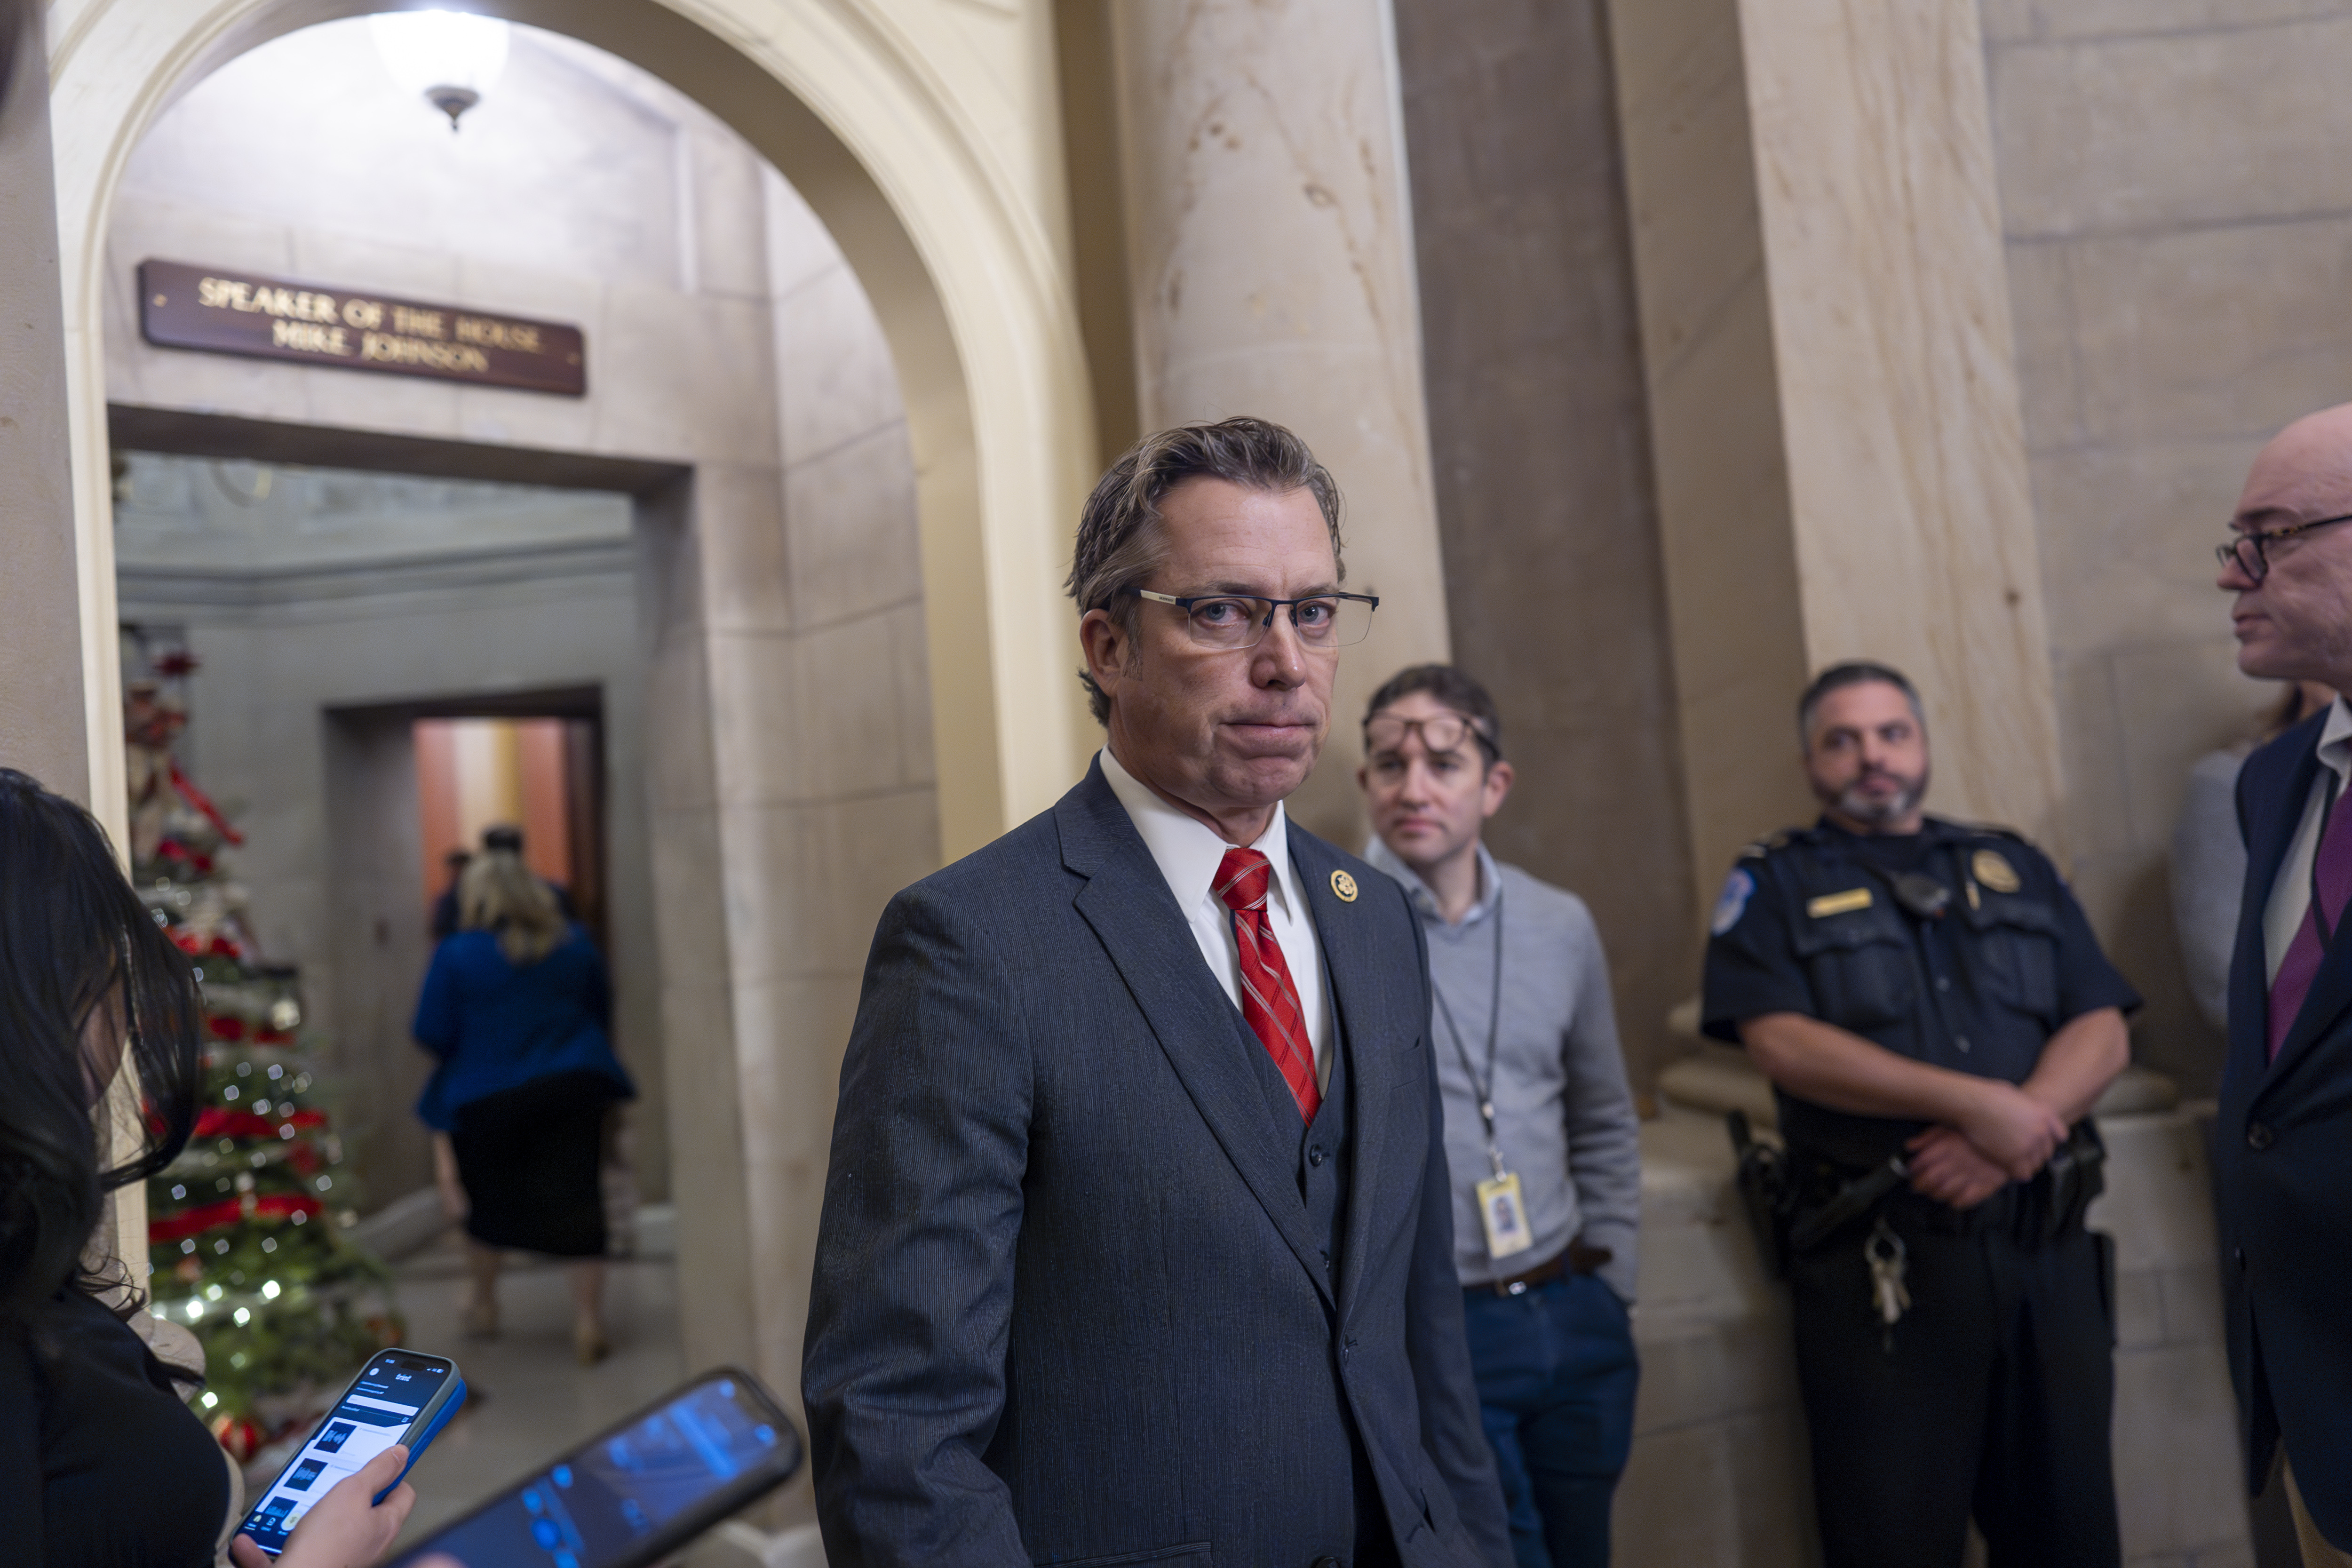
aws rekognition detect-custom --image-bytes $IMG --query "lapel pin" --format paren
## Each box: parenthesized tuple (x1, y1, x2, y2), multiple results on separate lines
(1331, 869, 1359, 903)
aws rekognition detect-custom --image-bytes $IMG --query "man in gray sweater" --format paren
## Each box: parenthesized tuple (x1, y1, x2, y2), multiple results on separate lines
(1359, 664, 1642, 1568)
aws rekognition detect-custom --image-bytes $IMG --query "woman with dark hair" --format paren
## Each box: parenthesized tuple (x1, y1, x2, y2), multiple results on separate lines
(415, 846, 633, 1366)
(0, 768, 413, 1567)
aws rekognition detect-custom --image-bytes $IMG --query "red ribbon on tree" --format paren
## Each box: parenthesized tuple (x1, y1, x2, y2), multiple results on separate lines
(149, 1190, 323, 1244)
(169, 762, 246, 846)
(170, 928, 244, 961)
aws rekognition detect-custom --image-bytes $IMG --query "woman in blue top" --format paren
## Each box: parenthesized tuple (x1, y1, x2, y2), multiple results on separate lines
(413, 849, 633, 1365)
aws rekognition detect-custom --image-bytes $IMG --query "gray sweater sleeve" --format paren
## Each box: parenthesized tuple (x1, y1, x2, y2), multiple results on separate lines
(2170, 748, 2248, 1032)
(1558, 897, 1644, 1302)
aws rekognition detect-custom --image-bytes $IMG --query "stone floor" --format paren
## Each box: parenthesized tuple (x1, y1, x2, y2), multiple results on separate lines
(381, 1232, 687, 1550)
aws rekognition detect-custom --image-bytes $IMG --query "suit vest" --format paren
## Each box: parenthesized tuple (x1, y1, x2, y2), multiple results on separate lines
(1242, 979, 1353, 1293)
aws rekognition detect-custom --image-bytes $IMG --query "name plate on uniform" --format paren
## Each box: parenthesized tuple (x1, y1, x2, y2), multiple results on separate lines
(138, 259, 587, 397)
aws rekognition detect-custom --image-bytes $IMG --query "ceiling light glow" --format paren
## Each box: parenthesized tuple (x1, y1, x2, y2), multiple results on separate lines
(370, 10, 511, 131)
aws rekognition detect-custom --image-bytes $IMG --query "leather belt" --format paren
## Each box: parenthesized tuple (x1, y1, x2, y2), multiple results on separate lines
(1470, 1239, 1612, 1298)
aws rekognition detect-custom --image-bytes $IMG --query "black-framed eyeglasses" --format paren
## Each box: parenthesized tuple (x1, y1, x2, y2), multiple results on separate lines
(2217, 511, 2352, 583)
(1129, 589, 1380, 651)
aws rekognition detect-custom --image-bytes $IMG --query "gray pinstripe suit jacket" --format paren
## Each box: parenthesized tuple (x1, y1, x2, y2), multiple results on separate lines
(803, 761, 1511, 1567)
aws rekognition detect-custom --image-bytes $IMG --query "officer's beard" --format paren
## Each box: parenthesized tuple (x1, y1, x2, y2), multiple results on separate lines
(1823, 764, 1930, 829)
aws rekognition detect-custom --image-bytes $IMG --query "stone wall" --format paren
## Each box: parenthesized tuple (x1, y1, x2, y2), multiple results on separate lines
(1979, 2, 2352, 1095)
(1105, 0, 1449, 849)
(0, 0, 87, 804)
(723, 162, 939, 1410)
(1391, 0, 1697, 1089)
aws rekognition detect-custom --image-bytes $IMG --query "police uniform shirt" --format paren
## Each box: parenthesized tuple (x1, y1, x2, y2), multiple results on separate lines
(1699, 816, 2140, 1164)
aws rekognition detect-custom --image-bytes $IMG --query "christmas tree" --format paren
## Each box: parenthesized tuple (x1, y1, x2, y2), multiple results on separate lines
(125, 647, 405, 1464)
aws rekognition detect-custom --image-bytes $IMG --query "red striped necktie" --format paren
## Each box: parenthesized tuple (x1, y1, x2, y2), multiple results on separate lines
(2269, 777, 2352, 1061)
(1214, 847, 1320, 1122)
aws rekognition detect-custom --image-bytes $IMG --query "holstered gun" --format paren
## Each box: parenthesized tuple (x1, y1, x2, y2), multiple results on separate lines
(1785, 1154, 1909, 1256)
(2016, 1119, 2106, 1247)
(1726, 1109, 1793, 1279)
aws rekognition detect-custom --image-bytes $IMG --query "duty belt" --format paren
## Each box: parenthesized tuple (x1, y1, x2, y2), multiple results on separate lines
(1728, 1111, 2106, 1275)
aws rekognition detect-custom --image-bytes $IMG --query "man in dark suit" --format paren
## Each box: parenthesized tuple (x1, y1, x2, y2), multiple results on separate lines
(803, 417, 1512, 1567)
(2215, 403, 2352, 1566)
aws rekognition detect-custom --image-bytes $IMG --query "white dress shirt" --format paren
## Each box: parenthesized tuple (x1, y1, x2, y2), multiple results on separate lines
(1099, 748, 1333, 1090)
(2264, 696, 2352, 982)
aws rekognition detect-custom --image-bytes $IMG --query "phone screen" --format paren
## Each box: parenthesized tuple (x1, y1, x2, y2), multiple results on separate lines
(397, 1375, 790, 1568)
(241, 1352, 454, 1554)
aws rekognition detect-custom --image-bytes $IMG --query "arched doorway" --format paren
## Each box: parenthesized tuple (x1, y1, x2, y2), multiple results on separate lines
(50, 0, 1098, 861)
(51, 0, 1097, 1467)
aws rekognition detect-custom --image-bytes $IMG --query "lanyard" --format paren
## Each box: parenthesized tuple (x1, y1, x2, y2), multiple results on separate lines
(1431, 884, 1507, 1178)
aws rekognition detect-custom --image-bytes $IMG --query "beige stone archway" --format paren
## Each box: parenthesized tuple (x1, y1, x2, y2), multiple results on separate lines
(47, 0, 1099, 862)
(50, 0, 1099, 1437)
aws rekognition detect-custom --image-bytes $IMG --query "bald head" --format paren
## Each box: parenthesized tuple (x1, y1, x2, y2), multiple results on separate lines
(2238, 404, 2352, 531)
(2223, 405, 2352, 687)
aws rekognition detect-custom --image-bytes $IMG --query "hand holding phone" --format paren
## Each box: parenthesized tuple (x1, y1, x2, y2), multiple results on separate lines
(237, 1349, 465, 1557)
(230, 1446, 417, 1568)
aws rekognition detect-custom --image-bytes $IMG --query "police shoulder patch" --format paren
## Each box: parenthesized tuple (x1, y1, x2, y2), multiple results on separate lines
(1711, 868, 1757, 935)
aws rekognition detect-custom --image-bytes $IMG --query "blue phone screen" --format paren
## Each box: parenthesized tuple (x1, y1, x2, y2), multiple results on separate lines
(242, 1353, 452, 1553)
(405, 1378, 785, 1568)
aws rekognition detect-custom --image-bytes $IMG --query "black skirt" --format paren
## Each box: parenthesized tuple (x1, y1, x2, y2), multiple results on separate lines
(450, 1069, 621, 1257)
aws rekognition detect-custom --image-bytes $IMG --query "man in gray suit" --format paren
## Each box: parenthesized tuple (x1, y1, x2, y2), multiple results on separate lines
(803, 417, 1512, 1567)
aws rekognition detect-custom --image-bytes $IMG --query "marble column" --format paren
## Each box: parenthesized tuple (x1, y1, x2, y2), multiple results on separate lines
(1108, 0, 1447, 846)
(0, 5, 89, 802)
(1608, 0, 2065, 911)
(0, 6, 140, 1265)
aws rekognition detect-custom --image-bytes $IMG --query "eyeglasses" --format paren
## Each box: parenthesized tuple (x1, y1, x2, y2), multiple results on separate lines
(1363, 711, 1497, 761)
(1129, 589, 1380, 651)
(2216, 511, 2352, 583)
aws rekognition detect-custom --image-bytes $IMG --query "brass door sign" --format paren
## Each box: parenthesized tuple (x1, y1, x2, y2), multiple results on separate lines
(139, 258, 587, 397)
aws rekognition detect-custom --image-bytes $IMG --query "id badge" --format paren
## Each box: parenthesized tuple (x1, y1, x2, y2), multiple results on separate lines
(1476, 1170, 1534, 1261)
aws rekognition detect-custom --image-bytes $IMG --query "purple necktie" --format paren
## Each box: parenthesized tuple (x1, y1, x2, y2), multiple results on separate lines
(2268, 780, 2352, 1060)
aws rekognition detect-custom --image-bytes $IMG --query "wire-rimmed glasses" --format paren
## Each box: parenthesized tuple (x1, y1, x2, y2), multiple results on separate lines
(1130, 589, 1379, 651)
(1363, 711, 1497, 761)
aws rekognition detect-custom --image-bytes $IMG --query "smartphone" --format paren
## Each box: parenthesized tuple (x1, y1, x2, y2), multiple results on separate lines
(389, 1367, 800, 1568)
(238, 1348, 466, 1556)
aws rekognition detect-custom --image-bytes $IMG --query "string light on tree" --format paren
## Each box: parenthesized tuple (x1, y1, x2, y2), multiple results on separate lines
(126, 636, 405, 1470)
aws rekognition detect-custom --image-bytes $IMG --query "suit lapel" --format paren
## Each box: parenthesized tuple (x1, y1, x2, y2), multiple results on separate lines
(2230, 737, 2316, 1088)
(1057, 769, 1335, 1307)
(1288, 827, 1410, 1319)
(2267, 746, 2352, 1092)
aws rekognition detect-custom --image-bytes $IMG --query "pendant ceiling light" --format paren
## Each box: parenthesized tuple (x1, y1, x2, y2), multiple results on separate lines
(370, 10, 511, 132)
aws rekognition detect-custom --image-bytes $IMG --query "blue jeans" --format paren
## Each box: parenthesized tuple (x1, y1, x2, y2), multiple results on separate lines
(1460, 1270, 1640, 1568)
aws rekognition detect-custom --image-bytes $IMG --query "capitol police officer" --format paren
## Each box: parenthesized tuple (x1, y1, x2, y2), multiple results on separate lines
(1701, 661, 2139, 1568)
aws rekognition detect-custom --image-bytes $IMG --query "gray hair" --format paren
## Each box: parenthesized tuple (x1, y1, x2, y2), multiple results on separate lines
(1797, 661, 1925, 747)
(1065, 417, 1343, 724)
